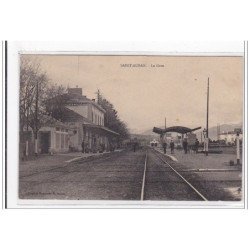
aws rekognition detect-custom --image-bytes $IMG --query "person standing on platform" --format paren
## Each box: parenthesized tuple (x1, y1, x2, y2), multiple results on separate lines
(195, 139, 199, 154)
(170, 139, 174, 154)
(183, 138, 188, 154)
(163, 142, 167, 154)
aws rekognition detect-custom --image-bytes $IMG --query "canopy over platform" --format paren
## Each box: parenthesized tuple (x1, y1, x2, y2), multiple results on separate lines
(83, 123, 119, 136)
(153, 126, 201, 135)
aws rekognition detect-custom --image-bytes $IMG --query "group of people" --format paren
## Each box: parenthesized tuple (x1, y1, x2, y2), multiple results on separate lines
(163, 140, 175, 154)
(81, 141, 107, 154)
(163, 138, 200, 155)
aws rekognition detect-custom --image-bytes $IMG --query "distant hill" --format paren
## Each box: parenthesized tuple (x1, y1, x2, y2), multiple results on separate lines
(137, 123, 243, 140)
(140, 128, 158, 136)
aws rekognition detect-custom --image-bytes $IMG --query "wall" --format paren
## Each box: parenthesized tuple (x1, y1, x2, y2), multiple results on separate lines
(66, 102, 105, 126)
(91, 105, 104, 126)
(65, 122, 82, 151)
(20, 127, 70, 156)
(48, 127, 69, 153)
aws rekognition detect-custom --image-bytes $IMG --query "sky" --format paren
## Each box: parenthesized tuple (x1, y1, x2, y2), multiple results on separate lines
(22, 55, 243, 133)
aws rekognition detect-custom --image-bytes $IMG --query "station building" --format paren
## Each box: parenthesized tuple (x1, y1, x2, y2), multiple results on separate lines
(38, 116, 70, 154)
(20, 87, 120, 157)
(219, 128, 243, 145)
(50, 87, 119, 152)
(20, 115, 70, 157)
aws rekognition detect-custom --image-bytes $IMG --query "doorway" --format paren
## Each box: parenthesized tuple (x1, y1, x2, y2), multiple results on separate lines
(40, 132, 51, 154)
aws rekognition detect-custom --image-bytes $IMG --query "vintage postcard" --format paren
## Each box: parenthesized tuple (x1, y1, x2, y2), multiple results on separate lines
(5, 42, 247, 208)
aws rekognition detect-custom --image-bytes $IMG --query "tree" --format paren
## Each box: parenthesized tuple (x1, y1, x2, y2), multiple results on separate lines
(20, 57, 38, 132)
(20, 57, 50, 154)
(44, 83, 68, 121)
(97, 90, 129, 141)
(19, 56, 66, 155)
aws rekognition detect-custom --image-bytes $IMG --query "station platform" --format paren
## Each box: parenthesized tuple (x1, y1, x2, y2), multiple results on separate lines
(155, 147, 242, 171)
(19, 150, 122, 174)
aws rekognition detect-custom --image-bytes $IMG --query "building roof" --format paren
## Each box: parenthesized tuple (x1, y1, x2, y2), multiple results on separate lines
(46, 88, 119, 136)
(59, 107, 91, 123)
(41, 114, 70, 129)
(59, 93, 106, 113)
(55, 106, 119, 136)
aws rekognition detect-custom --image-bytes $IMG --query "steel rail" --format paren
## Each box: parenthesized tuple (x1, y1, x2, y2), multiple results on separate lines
(140, 150, 148, 200)
(152, 149, 208, 201)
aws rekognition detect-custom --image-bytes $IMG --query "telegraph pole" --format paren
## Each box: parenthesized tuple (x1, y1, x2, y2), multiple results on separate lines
(206, 77, 209, 139)
(35, 80, 39, 156)
(25, 105, 29, 158)
(205, 77, 209, 156)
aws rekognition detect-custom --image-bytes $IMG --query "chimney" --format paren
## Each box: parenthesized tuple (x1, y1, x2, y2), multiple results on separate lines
(68, 87, 82, 96)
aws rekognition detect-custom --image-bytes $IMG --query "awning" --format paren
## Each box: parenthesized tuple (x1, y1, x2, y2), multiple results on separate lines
(83, 124, 119, 136)
(153, 126, 201, 135)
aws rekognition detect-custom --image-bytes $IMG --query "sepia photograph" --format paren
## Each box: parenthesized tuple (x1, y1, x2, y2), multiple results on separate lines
(1, 1, 250, 249)
(17, 52, 244, 203)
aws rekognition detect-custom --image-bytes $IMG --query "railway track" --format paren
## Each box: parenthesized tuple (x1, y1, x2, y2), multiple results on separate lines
(140, 148, 208, 201)
(20, 147, 237, 201)
(20, 149, 147, 200)
(140, 150, 148, 200)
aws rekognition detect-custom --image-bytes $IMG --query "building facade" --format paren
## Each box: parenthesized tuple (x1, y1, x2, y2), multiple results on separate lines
(20, 116, 70, 158)
(219, 128, 243, 145)
(51, 87, 119, 152)
(39, 126, 70, 154)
